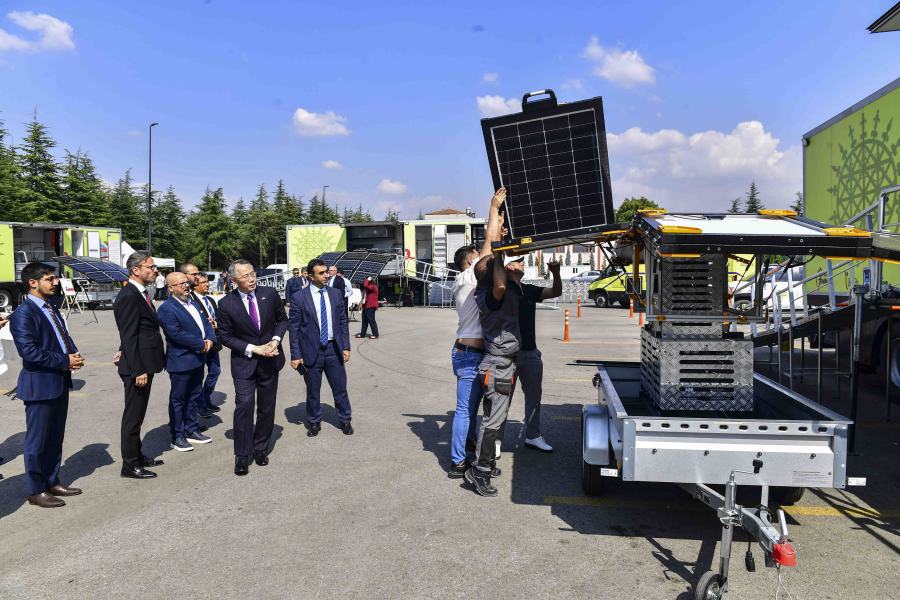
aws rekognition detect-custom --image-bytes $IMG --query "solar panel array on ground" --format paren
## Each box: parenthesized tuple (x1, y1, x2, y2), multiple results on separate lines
(53, 256, 129, 283)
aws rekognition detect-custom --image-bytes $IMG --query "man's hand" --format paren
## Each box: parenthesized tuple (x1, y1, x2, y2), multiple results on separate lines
(0, 316, 8, 329)
(135, 372, 148, 388)
(548, 259, 561, 275)
(290, 359, 303, 369)
(251, 341, 279, 357)
(69, 353, 84, 371)
(208, 317, 218, 330)
(112, 350, 121, 366)
(342, 350, 351, 363)
(202, 340, 213, 353)
(491, 187, 507, 210)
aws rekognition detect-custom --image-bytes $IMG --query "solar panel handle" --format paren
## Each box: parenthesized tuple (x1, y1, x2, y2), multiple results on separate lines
(521, 89, 557, 111)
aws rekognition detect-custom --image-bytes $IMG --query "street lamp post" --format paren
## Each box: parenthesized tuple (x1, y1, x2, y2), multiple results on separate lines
(147, 122, 158, 254)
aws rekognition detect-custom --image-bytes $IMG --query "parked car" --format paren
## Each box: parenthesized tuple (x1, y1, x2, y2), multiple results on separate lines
(569, 270, 604, 283)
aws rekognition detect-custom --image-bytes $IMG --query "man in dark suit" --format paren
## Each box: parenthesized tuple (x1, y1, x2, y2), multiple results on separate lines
(114, 251, 167, 479)
(193, 274, 221, 417)
(157, 272, 216, 453)
(217, 259, 288, 476)
(290, 259, 353, 437)
(284, 268, 304, 310)
(10, 262, 84, 507)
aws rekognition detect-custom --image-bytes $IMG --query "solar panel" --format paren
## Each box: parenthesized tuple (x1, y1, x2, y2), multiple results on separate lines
(334, 251, 368, 275)
(317, 252, 345, 267)
(349, 253, 393, 284)
(53, 256, 129, 283)
(482, 90, 615, 249)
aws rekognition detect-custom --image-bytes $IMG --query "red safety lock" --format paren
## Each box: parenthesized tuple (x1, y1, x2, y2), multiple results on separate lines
(772, 542, 797, 567)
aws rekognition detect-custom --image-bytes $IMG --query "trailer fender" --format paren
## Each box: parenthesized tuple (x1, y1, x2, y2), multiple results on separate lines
(582, 404, 610, 466)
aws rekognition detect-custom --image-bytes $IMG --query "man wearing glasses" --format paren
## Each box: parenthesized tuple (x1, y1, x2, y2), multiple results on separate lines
(216, 260, 288, 476)
(113, 252, 167, 479)
(9, 263, 84, 507)
(180, 263, 221, 419)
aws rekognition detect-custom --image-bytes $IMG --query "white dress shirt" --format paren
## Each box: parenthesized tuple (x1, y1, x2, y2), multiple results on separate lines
(180, 297, 205, 335)
(309, 284, 334, 342)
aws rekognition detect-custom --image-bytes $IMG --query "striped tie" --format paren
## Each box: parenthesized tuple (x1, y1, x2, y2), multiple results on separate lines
(44, 303, 76, 354)
(319, 289, 328, 347)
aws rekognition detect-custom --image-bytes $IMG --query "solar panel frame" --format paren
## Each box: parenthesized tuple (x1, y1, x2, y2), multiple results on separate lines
(53, 256, 130, 283)
(317, 252, 345, 267)
(481, 94, 615, 250)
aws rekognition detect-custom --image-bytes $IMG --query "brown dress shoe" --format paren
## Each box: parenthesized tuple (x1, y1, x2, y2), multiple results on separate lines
(28, 492, 66, 508)
(47, 484, 82, 497)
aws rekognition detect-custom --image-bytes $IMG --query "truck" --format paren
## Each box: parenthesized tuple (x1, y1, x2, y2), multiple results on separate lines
(0, 221, 124, 308)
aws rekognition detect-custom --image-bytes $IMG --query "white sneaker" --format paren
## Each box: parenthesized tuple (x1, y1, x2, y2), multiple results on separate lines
(524, 436, 553, 453)
(495, 439, 502, 460)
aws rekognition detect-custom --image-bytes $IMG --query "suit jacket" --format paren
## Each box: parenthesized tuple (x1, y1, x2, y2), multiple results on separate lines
(157, 296, 216, 373)
(362, 279, 380, 310)
(284, 277, 304, 304)
(329, 275, 347, 296)
(9, 297, 75, 401)
(289, 284, 351, 365)
(113, 282, 165, 378)
(217, 286, 288, 378)
(191, 291, 212, 320)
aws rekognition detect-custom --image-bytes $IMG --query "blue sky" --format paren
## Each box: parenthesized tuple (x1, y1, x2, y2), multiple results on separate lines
(1, 0, 898, 219)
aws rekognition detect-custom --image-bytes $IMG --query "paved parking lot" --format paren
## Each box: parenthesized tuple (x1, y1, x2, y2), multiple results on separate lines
(0, 305, 897, 599)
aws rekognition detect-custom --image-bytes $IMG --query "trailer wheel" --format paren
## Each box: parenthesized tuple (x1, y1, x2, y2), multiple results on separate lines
(770, 486, 805, 506)
(0, 287, 14, 309)
(694, 570, 724, 600)
(734, 298, 752, 312)
(581, 415, 605, 496)
(593, 291, 609, 308)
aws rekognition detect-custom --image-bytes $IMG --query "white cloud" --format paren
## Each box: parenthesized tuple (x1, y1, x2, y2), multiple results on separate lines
(0, 12, 74, 52)
(476, 95, 520, 118)
(321, 160, 343, 170)
(482, 72, 498, 83)
(292, 108, 349, 136)
(377, 178, 407, 194)
(562, 78, 584, 91)
(607, 121, 801, 212)
(583, 37, 654, 87)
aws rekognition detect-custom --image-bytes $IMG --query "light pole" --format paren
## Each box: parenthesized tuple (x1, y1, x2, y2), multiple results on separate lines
(321, 185, 329, 222)
(147, 122, 158, 254)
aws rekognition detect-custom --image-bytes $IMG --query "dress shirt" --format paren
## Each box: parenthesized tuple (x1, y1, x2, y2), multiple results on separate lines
(129, 279, 148, 294)
(26, 293, 69, 353)
(238, 289, 280, 357)
(309, 284, 334, 342)
(196, 293, 215, 318)
(180, 297, 205, 335)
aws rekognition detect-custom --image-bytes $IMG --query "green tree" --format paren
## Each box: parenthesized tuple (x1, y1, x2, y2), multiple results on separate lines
(744, 181, 764, 213)
(343, 203, 372, 223)
(0, 117, 26, 221)
(614, 196, 660, 223)
(62, 150, 110, 226)
(384, 208, 400, 223)
(564, 247, 571, 266)
(107, 169, 147, 246)
(17, 114, 65, 222)
(247, 184, 278, 266)
(727, 197, 743, 213)
(184, 187, 235, 269)
(150, 186, 185, 260)
(790, 192, 804, 215)
(589, 250, 596, 270)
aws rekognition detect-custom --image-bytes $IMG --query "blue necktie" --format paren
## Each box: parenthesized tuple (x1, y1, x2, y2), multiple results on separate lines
(319, 289, 329, 347)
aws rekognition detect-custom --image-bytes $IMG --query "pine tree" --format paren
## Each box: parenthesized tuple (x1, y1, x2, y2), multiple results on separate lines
(727, 197, 743, 213)
(62, 150, 109, 226)
(151, 186, 185, 260)
(248, 184, 278, 265)
(17, 114, 65, 222)
(107, 169, 147, 246)
(744, 181, 764, 213)
(0, 117, 26, 221)
(184, 187, 235, 269)
(564, 247, 572, 266)
(384, 208, 399, 223)
(790, 192, 804, 215)
(307, 194, 321, 223)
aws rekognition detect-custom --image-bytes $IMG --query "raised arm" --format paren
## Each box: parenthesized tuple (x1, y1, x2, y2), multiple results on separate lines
(491, 250, 507, 302)
(477, 187, 506, 260)
(541, 259, 562, 300)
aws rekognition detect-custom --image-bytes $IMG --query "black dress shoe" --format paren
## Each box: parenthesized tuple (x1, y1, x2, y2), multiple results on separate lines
(253, 451, 269, 466)
(207, 405, 221, 413)
(121, 466, 157, 479)
(142, 456, 164, 467)
(198, 410, 214, 418)
(307, 422, 321, 437)
(235, 456, 249, 476)
(198, 424, 208, 432)
(340, 421, 354, 435)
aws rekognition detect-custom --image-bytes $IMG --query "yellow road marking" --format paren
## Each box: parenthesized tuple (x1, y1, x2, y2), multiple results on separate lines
(542, 496, 900, 519)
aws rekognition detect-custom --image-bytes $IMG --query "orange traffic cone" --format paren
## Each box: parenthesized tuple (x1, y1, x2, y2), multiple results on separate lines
(577, 296, 582, 319)
(563, 309, 571, 342)
(638, 311, 644, 327)
(629, 297, 634, 318)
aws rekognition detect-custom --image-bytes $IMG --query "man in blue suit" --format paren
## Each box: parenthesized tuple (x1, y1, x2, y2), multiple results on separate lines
(10, 263, 85, 508)
(289, 259, 353, 437)
(156, 272, 216, 453)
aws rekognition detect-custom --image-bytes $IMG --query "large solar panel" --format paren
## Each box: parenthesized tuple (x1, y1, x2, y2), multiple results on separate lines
(318, 252, 345, 267)
(335, 251, 368, 275)
(349, 253, 393, 284)
(53, 256, 129, 283)
(482, 90, 615, 250)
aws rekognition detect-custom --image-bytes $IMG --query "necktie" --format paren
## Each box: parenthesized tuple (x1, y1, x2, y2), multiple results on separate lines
(319, 289, 329, 347)
(143, 289, 154, 310)
(247, 293, 260, 332)
(44, 303, 76, 354)
(204, 296, 215, 318)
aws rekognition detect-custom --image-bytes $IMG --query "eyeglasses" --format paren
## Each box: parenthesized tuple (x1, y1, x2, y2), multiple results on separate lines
(141, 263, 158, 270)
(39, 275, 60, 282)
(234, 271, 257, 280)
(170, 281, 191, 288)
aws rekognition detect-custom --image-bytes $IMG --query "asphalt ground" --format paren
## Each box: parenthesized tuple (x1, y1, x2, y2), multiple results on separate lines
(0, 304, 897, 599)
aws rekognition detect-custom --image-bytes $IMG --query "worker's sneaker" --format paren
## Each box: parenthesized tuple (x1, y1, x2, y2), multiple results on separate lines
(524, 436, 553, 453)
(495, 439, 502, 460)
(447, 460, 469, 479)
(490, 460, 502, 478)
(464, 466, 497, 497)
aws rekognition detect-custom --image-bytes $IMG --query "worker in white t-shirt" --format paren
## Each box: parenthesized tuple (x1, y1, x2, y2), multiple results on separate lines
(154, 272, 167, 301)
(447, 188, 506, 478)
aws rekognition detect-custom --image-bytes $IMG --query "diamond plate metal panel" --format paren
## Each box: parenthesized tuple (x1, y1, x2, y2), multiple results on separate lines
(654, 255, 725, 315)
(641, 330, 754, 412)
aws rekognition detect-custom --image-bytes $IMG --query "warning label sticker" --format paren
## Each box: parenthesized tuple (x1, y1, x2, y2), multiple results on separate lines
(792, 470, 832, 487)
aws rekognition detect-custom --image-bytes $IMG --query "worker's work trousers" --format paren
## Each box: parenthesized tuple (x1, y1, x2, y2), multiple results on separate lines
(516, 349, 543, 439)
(475, 353, 517, 470)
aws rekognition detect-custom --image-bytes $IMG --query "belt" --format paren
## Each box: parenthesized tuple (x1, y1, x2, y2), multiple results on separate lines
(454, 341, 484, 354)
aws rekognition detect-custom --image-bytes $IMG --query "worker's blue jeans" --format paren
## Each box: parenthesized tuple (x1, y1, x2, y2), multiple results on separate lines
(450, 346, 484, 465)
